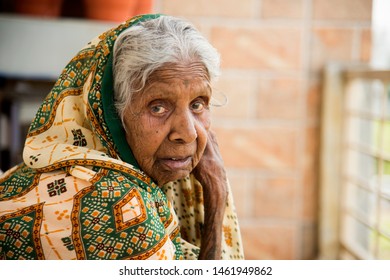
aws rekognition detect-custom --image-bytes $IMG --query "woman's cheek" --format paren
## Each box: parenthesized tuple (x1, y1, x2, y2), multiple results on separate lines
(198, 111, 211, 132)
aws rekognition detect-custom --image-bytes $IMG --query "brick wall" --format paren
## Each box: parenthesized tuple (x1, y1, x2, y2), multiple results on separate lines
(154, 0, 372, 259)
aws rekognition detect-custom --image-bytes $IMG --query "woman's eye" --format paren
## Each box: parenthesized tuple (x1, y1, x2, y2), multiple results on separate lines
(191, 99, 207, 113)
(150, 105, 167, 115)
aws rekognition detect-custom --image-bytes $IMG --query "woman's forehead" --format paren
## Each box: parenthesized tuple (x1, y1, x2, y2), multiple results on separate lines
(149, 61, 210, 83)
(142, 77, 212, 100)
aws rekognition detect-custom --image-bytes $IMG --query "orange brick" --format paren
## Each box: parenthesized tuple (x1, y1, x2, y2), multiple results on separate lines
(257, 78, 303, 120)
(301, 125, 320, 222)
(213, 126, 298, 170)
(211, 26, 302, 70)
(252, 175, 298, 218)
(240, 224, 296, 259)
(253, 176, 298, 219)
(226, 171, 253, 219)
(161, 0, 254, 18)
(310, 27, 354, 71)
(261, 0, 304, 19)
(360, 29, 372, 62)
(211, 75, 258, 119)
(302, 169, 318, 222)
(313, 0, 372, 20)
(306, 79, 321, 121)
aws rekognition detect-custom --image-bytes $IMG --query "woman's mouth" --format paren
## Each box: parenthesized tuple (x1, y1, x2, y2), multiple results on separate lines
(159, 156, 192, 170)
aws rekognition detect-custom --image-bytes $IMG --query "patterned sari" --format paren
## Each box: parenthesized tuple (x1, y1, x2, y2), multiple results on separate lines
(0, 14, 244, 260)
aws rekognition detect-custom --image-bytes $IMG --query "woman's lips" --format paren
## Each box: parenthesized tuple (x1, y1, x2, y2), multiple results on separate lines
(159, 156, 192, 170)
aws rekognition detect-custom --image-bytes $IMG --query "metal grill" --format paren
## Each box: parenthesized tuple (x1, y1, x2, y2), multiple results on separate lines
(320, 65, 390, 259)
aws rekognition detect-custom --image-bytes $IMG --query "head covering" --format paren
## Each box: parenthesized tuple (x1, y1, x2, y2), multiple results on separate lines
(0, 14, 244, 260)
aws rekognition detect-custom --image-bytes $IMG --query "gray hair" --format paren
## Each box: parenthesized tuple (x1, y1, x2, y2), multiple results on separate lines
(112, 15, 221, 122)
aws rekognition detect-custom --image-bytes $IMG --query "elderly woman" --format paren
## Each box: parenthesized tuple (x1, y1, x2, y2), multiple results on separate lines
(0, 14, 243, 260)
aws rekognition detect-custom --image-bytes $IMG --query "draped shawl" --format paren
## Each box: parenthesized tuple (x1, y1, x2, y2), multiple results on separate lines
(0, 14, 244, 260)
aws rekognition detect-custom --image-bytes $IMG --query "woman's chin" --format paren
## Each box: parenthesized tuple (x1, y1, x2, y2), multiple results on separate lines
(154, 170, 192, 186)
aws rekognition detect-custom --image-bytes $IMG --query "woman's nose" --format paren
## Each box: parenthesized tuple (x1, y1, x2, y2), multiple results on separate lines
(168, 110, 198, 144)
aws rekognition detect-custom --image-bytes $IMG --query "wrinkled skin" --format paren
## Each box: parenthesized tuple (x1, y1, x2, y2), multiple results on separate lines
(192, 130, 228, 260)
(123, 61, 210, 186)
(123, 62, 228, 259)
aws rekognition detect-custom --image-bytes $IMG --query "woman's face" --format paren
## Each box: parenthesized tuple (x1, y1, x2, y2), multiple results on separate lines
(123, 62, 211, 185)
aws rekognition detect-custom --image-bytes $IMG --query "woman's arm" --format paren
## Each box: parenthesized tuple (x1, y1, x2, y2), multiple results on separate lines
(193, 131, 228, 260)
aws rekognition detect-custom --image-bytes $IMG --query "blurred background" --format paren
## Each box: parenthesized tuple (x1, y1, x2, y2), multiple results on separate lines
(1, 0, 389, 260)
